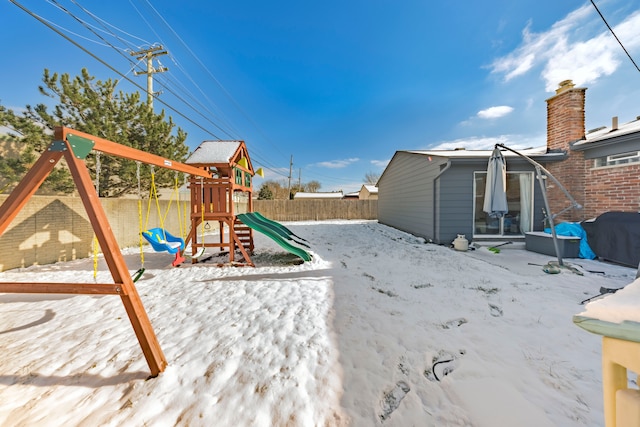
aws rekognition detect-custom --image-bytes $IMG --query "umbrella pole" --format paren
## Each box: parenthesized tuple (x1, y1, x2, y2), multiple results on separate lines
(534, 165, 563, 266)
(495, 143, 580, 267)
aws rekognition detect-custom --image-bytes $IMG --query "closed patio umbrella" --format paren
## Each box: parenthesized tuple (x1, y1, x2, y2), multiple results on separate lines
(483, 146, 508, 218)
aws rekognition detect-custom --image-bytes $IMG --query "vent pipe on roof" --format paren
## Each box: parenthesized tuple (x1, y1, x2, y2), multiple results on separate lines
(612, 116, 618, 131)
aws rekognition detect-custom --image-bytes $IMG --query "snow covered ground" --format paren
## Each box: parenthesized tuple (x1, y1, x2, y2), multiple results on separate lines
(0, 220, 637, 426)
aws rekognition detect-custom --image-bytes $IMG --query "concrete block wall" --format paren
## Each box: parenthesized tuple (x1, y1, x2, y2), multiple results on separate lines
(0, 196, 376, 272)
(0, 195, 186, 272)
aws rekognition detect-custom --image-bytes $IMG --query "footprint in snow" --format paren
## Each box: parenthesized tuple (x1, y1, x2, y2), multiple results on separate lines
(441, 317, 468, 329)
(397, 355, 409, 376)
(489, 303, 503, 317)
(379, 381, 410, 422)
(424, 349, 465, 382)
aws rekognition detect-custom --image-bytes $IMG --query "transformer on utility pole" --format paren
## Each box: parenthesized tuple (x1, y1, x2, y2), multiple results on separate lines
(130, 45, 168, 109)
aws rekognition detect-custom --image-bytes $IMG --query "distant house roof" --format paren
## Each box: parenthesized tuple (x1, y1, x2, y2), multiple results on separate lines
(186, 140, 243, 164)
(294, 191, 344, 199)
(362, 185, 378, 194)
(344, 191, 360, 199)
(572, 117, 640, 150)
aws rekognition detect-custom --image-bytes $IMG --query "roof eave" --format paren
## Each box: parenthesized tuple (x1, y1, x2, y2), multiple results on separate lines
(572, 131, 640, 151)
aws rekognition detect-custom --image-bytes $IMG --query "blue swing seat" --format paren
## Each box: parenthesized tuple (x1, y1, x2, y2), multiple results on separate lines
(142, 227, 185, 254)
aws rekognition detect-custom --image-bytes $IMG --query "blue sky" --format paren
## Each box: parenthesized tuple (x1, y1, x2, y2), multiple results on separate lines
(2, 1, 639, 193)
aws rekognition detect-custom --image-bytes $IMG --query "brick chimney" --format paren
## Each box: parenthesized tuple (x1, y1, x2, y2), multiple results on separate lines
(545, 80, 587, 221)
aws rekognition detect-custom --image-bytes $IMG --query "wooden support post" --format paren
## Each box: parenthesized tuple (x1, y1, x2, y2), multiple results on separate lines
(0, 149, 63, 234)
(0, 129, 187, 377)
(63, 145, 167, 376)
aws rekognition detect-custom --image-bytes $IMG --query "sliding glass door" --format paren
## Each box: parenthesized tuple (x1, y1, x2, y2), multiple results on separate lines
(473, 171, 533, 237)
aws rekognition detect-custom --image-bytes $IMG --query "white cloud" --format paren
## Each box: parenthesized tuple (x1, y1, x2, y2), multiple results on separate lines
(315, 158, 360, 169)
(370, 159, 390, 169)
(477, 106, 514, 119)
(490, 5, 640, 91)
(427, 134, 546, 151)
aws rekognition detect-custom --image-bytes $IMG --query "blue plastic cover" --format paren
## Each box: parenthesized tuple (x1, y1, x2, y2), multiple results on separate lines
(545, 222, 596, 259)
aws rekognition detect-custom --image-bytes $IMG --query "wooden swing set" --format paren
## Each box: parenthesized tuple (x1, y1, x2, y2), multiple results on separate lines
(0, 126, 212, 377)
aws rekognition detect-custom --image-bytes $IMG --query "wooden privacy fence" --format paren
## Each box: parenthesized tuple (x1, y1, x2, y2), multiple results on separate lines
(254, 199, 378, 221)
(0, 196, 377, 272)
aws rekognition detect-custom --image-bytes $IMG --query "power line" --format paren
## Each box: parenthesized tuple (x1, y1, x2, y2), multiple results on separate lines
(137, 0, 290, 162)
(67, 0, 152, 48)
(65, 1, 240, 140)
(66, 0, 266, 149)
(589, 0, 640, 73)
(10, 0, 294, 178)
(51, 1, 237, 138)
(8, 0, 224, 139)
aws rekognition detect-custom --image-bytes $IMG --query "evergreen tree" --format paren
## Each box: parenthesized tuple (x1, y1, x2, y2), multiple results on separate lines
(257, 184, 274, 200)
(0, 68, 189, 196)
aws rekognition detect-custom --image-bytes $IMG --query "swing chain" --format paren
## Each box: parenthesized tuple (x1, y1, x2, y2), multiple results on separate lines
(136, 161, 145, 271)
(136, 161, 142, 199)
(95, 151, 102, 197)
(92, 151, 102, 281)
(200, 176, 210, 232)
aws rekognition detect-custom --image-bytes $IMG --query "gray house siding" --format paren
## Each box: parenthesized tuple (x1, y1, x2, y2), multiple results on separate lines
(436, 163, 477, 244)
(379, 151, 550, 245)
(438, 161, 548, 244)
(378, 152, 445, 240)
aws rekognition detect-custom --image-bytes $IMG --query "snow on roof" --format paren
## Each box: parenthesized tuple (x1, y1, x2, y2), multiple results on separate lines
(294, 191, 344, 199)
(404, 146, 552, 158)
(573, 117, 640, 147)
(186, 140, 242, 164)
(362, 185, 378, 193)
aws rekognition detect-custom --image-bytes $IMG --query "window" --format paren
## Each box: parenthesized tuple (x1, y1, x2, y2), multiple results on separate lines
(594, 151, 640, 167)
(473, 171, 534, 237)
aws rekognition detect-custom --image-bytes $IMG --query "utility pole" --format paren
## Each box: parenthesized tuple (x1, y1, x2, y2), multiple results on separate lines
(130, 46, 168, 109)
(287, 155, 293, 199)
(298, 168, 301, 191)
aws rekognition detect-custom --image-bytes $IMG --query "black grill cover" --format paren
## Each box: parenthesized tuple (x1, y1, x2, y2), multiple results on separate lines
(581, 212, 640, 268)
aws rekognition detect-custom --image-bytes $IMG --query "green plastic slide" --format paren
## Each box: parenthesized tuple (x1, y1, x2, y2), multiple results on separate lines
(251, 212, 309, 243)
(237, 213, 312, 262)
(244, 212, 310, 247)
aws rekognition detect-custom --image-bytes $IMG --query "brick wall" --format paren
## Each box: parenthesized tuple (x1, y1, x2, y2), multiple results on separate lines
(545, 79, 640, 221)
(584, 163, 640, 219)
(545, 81, 587, 222)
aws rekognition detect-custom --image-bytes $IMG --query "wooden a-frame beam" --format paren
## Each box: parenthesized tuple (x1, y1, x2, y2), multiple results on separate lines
(0, 149, 63, 235)
(63, 145, 167, 375)
(0, 282, 121, 294)
(0, 129, 205, 377)
(55, 126, 210, 179)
